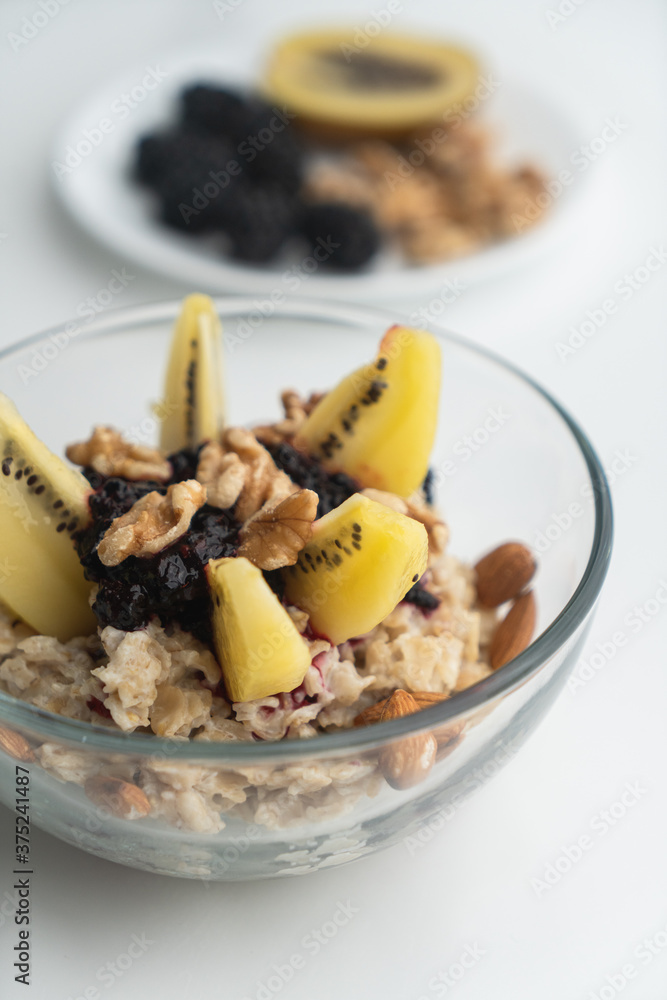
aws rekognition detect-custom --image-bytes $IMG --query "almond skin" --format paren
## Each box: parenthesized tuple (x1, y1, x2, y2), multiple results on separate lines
(475, 542, 536, 608)
(377, 690, 438, 789)
(84, 776, 151, 820)
(434, 720, 466, 758)
(354, 689, 448, 727)
(489, 590, 537, 669)
(0, 727, 35, 763)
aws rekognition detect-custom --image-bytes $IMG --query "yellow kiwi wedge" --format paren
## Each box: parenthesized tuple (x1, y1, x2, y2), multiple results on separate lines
(159, 294, 225, 454)
(283, 493, 428, 644)
(263, 29, 479, 139)
(295, 325, 441, 498)
(207, 556, 311, 702)
(0, 393, 95, 640)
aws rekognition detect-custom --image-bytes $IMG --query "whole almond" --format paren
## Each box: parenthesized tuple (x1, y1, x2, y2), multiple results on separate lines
(377, 690, 437, 790)
(489, 590, 537, 669)
(84, 776, 151, 820)
(354, 689, 448, 727)
(0, 727, 35, 763)
(434, 720, 467, 758)
(475, 542, 536, 608)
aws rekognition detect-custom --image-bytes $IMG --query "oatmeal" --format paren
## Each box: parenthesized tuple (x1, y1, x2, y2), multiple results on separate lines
(0, 298, 536, 832)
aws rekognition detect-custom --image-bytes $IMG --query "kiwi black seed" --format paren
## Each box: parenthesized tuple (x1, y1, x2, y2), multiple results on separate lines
(323, 378, 388, 451)
(295, 521, 368, 575)
(1, 444, 84, 534)
(318, 48, 439, 91)
(185, 353, 197, 442)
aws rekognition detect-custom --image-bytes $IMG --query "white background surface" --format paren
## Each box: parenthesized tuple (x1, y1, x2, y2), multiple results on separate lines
(1, 1, 666, 998)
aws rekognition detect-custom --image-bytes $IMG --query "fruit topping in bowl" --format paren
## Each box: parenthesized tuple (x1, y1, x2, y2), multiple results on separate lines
(0, 296, 538, 823)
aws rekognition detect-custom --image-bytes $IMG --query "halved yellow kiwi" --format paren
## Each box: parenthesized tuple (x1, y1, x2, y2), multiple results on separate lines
(263, 29, 480, 139)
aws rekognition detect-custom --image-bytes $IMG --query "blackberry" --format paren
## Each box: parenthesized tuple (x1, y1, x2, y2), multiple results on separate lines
(266, 441, 359, 517)
(240, 110, 304, 194)
(135, 130, 233, 190)
(181, 85, 305, 194)
(93, 580, 152, 631)
(167, 445, 204, 483)
(157, 148, 243, 234)
(134, 133, 181, 186)
(158, 169, 231, 233)
(75, 461, 243, 637)
(82, 467, 106, 491)
(87, 476, 165, 528)
(300, 202, 380, 271)
(77, 497, 241, 636)
(181, 83, 258, 140)
(403, 582, 441, 611)
(225, 186, 297, 263)
(244, 137, 303, 195)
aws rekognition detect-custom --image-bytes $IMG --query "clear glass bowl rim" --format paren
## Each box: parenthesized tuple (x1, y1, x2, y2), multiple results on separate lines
(0, 296, 613, 759)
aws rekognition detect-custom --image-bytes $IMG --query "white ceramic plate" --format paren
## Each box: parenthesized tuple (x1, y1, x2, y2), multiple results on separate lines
(51, 41, 591, 300)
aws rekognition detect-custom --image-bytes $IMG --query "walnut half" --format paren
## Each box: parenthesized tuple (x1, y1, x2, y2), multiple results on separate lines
(196, 429, 297, 520)
(66, 426, 171, 481)
(222, 427, 296, 521)
(238, 490, 318, 570)
(97, 480, 207, 567)
(196, 442, 246, 509)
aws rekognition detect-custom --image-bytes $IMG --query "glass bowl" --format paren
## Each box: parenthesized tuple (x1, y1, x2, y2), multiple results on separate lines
(0, 297, 612, 880)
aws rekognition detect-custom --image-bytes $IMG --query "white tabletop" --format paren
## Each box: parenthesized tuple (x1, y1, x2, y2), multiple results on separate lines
(1, 1, 666, 997)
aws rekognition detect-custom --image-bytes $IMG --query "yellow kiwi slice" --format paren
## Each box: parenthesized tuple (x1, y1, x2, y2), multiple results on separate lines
(263, 29, 480, 139)
(159, 294, 225, 454)
(0, 393, 95, 640)
(283, 493, 428, 645)
(295, 325, 441, 498)
(207, 556, 311, 702)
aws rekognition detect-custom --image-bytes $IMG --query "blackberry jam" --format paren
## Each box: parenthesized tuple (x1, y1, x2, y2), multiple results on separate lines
(266, 440, 359, 517)
(75, 448, 241, 641)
